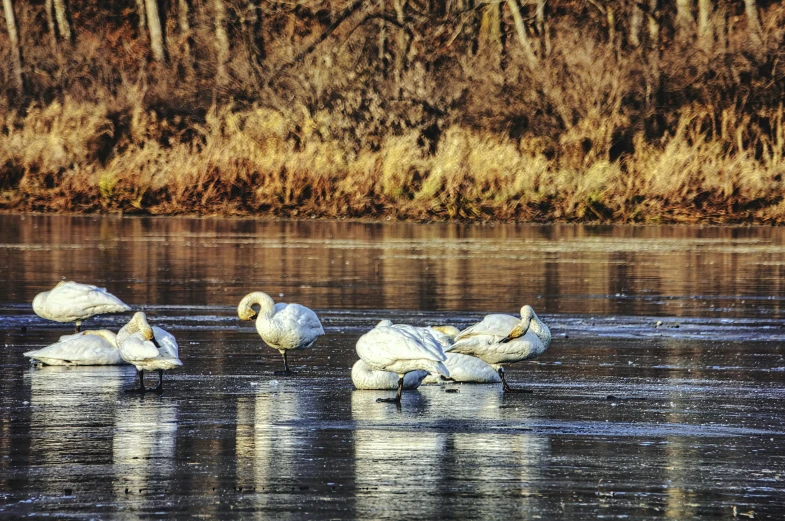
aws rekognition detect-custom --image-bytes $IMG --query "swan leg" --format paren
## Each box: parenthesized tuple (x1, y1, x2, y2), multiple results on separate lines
(377, 376, 404, 403)
(151, 369, 164, 394)
(273, 350, 294, 376)
(125, 369, 147, 393)
(499, 368, 533, 394)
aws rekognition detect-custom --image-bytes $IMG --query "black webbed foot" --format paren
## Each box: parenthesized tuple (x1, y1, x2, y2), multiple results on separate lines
(376, 397, 401, 403)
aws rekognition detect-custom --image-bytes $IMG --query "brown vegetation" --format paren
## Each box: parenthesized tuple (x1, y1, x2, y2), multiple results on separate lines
(0, 0, 784, 222)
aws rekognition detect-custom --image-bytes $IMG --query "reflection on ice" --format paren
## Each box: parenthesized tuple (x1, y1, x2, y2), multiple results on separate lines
(28, 366, 124, 469)
(112, 396, 179, 503)
(234, 388, 321, 519)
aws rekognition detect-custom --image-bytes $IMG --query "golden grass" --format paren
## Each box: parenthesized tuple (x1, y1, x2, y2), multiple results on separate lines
(2, 97, 784, 223)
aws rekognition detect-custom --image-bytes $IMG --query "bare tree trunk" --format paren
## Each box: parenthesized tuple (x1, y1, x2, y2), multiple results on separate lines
(647, 0, 659, 46)
(52, 0, 72, 43)
(744, 0, 762, 47)
(135, 0, 147, 35)
(479, 1, 502, 66)
(145, 0, 166, 61)
(214, 0, 230, 85)
(378, 0, 386, 64)
(646, 0, 660, 109)
(245, 1, 266, 64)
(697, 0, 712, 51)
(45, 0, 58, 52)
(177, 0, 193, 71)
(2, 0, 23, 92)
(505, 0, 537, 68)
(715, 1, 727, 53)
(628, 0, 642, 47)
(393, 0, 406, 97)
(535, 0, 545, 34)
(675, 0, 694, 42)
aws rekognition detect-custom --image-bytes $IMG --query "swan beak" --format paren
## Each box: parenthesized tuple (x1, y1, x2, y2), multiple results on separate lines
(500, 316, 531, 343)
(249, 312, 258, 321)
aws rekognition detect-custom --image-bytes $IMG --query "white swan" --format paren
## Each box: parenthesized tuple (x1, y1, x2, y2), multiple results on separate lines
(237, 291, 325, 376)
(351, 360, 429, 390)
(448, 305, 551, 392)
(422, 352, 502, 385)
(355, 321, 450, 403)
(32, 281, 131, 332)
(117, 312, 182, 393)
(23, 330, 126, 366)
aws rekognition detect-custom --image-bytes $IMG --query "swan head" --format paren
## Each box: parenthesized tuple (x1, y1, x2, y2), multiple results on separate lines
(520, 305, 536, 322)
(132, 312, 155, 340)
(237, 291, 276, 321)
(117, 312, 157, 348)
(499, 305, 536, 343)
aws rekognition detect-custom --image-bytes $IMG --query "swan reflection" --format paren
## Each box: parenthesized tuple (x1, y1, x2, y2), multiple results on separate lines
(28, 365, 124, 487)
(351, 384, 549, 518)
(234, 386, 318, 518)
(351, 390, 447, 518)
(112, 394, 179, 501)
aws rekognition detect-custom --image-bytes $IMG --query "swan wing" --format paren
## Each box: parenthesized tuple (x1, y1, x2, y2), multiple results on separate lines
(454, 314, 520, 340)
(153, 326, 180, 359)
(45, 281, 131, 320)
(24, 331, 123, 365)
(393, 324, 448, 361)
(273, 303, 325, 339)
(119, 332, 160, 362)
(357, 325, 446, 366)
(443, 353, 501, 383)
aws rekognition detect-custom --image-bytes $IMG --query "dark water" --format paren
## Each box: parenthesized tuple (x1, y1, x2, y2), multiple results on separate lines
(1, 215, 784, 519)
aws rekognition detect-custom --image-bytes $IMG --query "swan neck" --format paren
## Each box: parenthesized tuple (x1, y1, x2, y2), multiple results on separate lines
(240, 292, 276, 318)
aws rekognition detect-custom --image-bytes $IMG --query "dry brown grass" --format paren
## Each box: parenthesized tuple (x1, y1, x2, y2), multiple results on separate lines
(2, 94, 784, 223)
(1, 1, 784, 223)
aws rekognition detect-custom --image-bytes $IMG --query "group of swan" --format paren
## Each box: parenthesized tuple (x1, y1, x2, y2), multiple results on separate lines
(351, 306, 551, 402)
(24, 282, 551, 401)
(25, 281, 182, 393)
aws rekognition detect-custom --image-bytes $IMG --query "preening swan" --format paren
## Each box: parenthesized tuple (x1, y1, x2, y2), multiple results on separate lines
(237, 291, 324, 376)
(449, 305, 551, 392)
(351, 360, 429, 390)
(32, 281, 131, 332)
(422, 352, 502, 385)
(117, 312, 182, 393)
(355, 321, 450, 403)
(23, 330, 126, 366)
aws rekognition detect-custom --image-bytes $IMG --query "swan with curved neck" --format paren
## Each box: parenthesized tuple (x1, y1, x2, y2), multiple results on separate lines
(117, 312, 182, 394)
(449, 305, 551, 392)
(32, 281, 131, 332)
(237, 291, 325, 376)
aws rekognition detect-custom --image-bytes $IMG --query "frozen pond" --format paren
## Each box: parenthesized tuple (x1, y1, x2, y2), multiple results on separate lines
(1, 215, 784, 519)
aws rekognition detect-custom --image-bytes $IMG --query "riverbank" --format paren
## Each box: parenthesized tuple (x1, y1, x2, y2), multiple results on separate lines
(1, 100, 784, 224)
